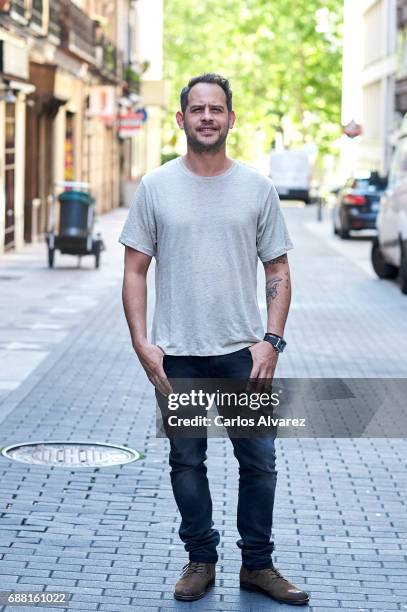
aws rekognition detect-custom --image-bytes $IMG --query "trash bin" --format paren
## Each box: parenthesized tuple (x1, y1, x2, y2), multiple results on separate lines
(58, 190, 94, 238)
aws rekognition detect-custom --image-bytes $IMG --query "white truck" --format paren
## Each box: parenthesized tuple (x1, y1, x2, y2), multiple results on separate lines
(269, 149, 311, 204)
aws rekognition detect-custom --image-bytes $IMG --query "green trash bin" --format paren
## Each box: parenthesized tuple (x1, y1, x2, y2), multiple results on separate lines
(58, 190, 94, 238)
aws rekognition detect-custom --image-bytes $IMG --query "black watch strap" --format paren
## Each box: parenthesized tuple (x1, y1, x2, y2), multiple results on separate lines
(263, 333, 286, 353)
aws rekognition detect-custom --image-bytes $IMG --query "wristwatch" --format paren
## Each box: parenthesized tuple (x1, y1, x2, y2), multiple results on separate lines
(263, 333, 287, 353)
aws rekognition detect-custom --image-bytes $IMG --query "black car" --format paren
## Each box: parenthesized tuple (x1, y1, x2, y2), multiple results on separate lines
(333, 173, 387, 239)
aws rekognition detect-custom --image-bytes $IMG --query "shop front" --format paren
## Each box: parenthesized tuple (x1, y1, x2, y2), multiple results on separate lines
(0, 31, 32, 253)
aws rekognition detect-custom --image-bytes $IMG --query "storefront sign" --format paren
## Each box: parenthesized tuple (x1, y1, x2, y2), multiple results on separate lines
(118, 108, 148, 138)
(343, 120, 362, 139)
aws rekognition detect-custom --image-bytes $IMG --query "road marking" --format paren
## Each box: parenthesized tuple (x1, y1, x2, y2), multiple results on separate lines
(6, 342, 44, 350)
(30, 323, 64, 330)
(49, 308, 79, 314)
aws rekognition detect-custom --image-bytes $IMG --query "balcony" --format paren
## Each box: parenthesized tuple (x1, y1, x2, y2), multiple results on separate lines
(95, 34, 123, 83)
(123, 65, 141, 95)
(396, 75, 407, 114)
(60, 0, 97, 65)
(0, 0, 29, 24)
(0, 0, 61, 42)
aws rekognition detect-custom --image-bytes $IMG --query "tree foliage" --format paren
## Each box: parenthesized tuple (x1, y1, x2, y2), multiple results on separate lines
(163, 0, 343, 161)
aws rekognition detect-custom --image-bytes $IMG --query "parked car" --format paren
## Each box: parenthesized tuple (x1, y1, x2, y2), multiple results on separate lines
(332, 172, 387, 239)
(372, 117, 407, 294)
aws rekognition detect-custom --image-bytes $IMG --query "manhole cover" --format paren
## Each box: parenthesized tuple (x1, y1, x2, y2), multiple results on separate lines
(1, 441, 141, 468)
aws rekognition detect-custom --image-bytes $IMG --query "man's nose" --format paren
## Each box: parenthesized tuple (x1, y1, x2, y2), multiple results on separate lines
(202, 107, 212, 120)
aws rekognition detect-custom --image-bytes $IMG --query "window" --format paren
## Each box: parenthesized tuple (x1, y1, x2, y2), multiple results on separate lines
(30, 0, 49, 36)
(363, 81, 381, 141)
(397, 26, 407, 77)
(364, 1, 384, 67)
(9, 0, 31, 24)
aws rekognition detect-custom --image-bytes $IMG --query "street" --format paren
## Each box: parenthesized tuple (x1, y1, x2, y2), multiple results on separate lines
(0, 202, 406, 612)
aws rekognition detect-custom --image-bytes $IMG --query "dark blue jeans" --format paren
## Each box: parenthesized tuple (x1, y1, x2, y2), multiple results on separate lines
(157, 347, 277, 570)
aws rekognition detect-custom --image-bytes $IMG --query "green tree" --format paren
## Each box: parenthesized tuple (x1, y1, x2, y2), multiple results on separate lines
(163, 0, 343, 162)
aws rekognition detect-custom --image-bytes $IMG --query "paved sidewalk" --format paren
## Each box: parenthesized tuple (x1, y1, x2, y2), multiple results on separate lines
(0, 204, 406, 612)
(0, 209, 136, 416)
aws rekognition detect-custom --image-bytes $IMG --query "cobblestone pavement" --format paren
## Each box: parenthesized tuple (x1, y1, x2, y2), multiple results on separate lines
(0, 204, 406, 612)
(0, 211, 126, 410)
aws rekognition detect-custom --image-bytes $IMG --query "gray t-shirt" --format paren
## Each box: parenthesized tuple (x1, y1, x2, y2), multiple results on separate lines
(119, 157, 293, 356)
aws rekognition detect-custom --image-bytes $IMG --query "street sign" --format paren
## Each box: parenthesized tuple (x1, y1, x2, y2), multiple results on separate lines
(343, 120, 362, 138)
(118, 108, 148, 138)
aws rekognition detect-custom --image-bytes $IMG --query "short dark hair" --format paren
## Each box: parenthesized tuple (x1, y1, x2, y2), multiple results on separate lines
(180, 73, 233, 114)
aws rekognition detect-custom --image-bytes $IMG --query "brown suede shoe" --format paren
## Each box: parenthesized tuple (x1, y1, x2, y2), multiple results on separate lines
(240, 565, 309, 605)
(174, 561, 216, 601)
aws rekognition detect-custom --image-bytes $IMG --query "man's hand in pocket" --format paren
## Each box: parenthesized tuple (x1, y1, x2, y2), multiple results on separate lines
(135, 342, 173, 396)
(247, 341, 278, 393)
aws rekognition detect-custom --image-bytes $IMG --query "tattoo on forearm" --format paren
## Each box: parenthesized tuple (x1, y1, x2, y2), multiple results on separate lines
(266, 276, 283, 303)
(266, 271, 290, 304)
(263, 254, 288, 268)
(264, 254, 290, 304)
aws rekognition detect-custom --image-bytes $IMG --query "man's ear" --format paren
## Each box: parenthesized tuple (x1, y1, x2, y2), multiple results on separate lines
(176, 111, 184, 129)
(228, 110, 236, 129)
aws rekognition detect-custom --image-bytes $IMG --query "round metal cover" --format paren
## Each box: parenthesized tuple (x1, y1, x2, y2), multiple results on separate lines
(1, 441, 141, 468)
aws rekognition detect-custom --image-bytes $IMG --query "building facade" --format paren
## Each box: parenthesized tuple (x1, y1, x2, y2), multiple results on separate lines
(395, 0, 407, 114)
(0, 0, 166, 253)
(341, 0, 398, 179)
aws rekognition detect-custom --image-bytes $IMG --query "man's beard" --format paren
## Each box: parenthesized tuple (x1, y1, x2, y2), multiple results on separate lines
(184, 123, 229, 153)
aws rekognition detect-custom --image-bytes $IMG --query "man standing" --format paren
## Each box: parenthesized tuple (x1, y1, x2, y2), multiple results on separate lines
(119, 73, 309, 605)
